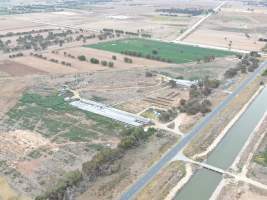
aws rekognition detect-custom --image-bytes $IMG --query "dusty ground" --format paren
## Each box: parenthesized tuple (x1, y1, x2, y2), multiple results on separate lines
(217, 182, 267, 200)
(184, 1, 267, 51)
(0, 60, 46, 76)
(4, 0, 209, 41)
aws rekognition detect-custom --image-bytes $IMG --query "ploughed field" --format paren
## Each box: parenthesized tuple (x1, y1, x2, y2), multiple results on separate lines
(87, 38, 234, 64)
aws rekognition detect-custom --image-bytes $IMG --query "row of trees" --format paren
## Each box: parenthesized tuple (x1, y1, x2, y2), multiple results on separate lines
(9, 52, 23, 59)
(0, 28, 55, 38)
(31, 53, 71, 67)
(102, 28, 152, 38)
(120, 50, 173, 63)
(155, 8, 213, 16)
(78, 55, 114, 67)
(0, 28, 109, 53)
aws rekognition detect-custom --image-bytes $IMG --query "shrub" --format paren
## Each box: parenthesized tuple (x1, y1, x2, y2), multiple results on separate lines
(124, 57, 133, 63)
(108, 61, 114, 68)
(78, 55, 86, 61)
(101, 60, 108, 66)
(90, 57, 100, 64)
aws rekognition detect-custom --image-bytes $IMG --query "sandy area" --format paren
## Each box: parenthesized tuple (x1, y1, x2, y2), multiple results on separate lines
(0, 177, 30, 200)
(0, 130, 51, 161)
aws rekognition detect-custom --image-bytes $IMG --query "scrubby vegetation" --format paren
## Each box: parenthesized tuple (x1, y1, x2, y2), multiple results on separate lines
(35, 170, 83, 200)
(262, 69, 267, 76)
(179, 77, 217, 115)
(158, 109, 178, 123)
(35, 128, 156, 200)
(224, 52, 260, 79)
(254, 148, 267, 166)
(124, 57, 133, 63)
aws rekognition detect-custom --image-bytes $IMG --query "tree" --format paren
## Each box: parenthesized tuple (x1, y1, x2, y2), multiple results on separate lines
(112, 55, 117, 60)
(169, 80, 177, 88)
(90, 57, 100, 64)
(124, 57, 133, 63)
(145, 71, 153, 77)
(101, 60, 108, 66)
(224, 68, 238, 79)
(152, 49, 158, 55)
(108, 62, 114, 68)
(78, 55, 86, 61)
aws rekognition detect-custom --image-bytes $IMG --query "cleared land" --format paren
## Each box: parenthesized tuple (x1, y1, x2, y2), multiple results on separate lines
(87, 38, 234, 64)
(0, 60, 46, 76)
(184, 2, 267, 51)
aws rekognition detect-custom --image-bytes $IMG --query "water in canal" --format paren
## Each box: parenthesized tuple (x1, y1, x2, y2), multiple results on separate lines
(174, 87, 267, 200)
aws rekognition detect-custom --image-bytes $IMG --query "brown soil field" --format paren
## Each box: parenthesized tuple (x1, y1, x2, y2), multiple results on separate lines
(0, 60, 46, 76)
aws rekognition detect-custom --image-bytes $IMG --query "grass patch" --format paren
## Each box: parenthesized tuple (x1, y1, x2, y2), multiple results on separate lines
(87, 38, 234, 64)
(141, 108, 160, 120)
(254, 149, 267, 166)
(61, 127, 98, 142)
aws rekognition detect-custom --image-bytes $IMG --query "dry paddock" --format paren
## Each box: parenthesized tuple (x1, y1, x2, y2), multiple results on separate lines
(0, 60, 46, 76)
(184, 3, 267, 51)
(13, 47, 175, 74)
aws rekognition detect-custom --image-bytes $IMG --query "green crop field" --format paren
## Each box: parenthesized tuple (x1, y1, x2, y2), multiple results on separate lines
(86, 38, 234, 64)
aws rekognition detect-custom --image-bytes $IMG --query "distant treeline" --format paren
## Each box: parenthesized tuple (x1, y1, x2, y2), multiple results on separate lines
(259, 38, 267, 42)
(155, 8, 213, 16)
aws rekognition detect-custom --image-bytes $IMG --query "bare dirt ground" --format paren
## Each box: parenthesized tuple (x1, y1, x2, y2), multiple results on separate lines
(0, 60, 46, 76)
(1, 0, 217, 42)
(217, 182, 267, 200)
(0, 16, 51, 34)
(14, 56, 78, 74)
(184, 1, 267, 51)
